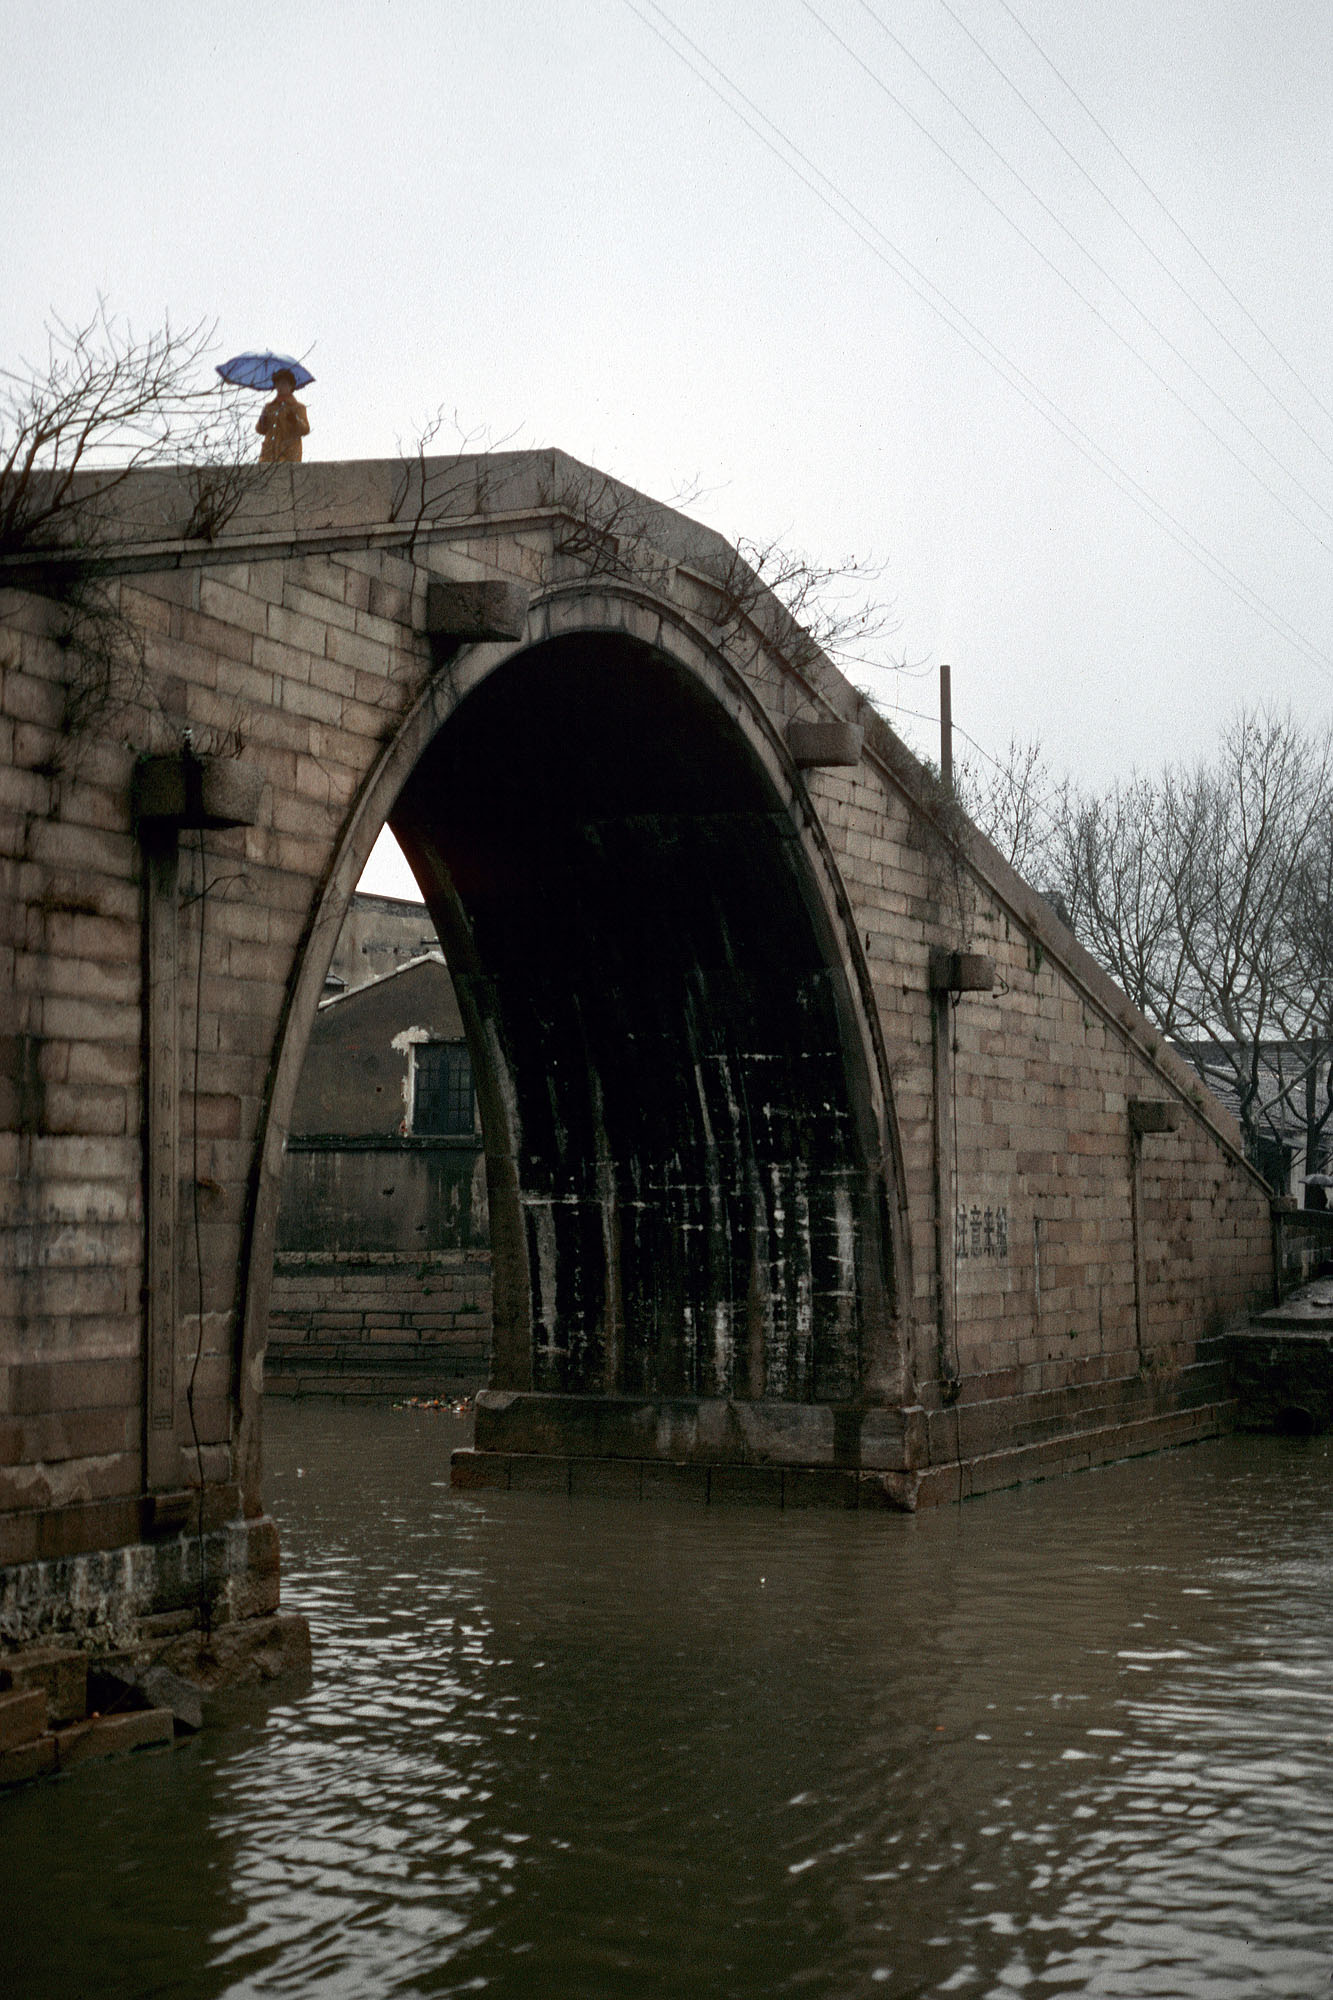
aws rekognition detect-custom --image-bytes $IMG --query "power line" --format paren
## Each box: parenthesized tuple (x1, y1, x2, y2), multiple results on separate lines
(939, 0, 1333, 451)
(837, 0, 1333, 510)
(876, 689, 1077, 856)
(621, 0, 1333, 678)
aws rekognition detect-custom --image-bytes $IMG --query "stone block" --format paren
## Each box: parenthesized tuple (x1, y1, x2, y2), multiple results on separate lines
(266, 603, 328, 655)
(787, 719, 863, 768)
(1130, 1098, 1181, 1135)
(638, 1460, 709, 1504)
(708, 1465, 784, 1507)
(507, 1453, 572, 1494)
(0, 1687, 47, 1748)
(199, 576, 269, 636)
(55, 1708, 174, 1768)
(569, 1456, 642, 1498)
(782, 1467, 859, 1509)
(33, 1496, 143, 1562)
(132, 752, 263, 830)
(157, 1612, 312, 1692)
(324, 625, 391, 678)
(135, 1664, 204, 1732)
(425, 576, 530, 641)
(856, 1469, 921, 1512)
(450, 1448, 510, 1490)
(0, 1733, 57, 1786)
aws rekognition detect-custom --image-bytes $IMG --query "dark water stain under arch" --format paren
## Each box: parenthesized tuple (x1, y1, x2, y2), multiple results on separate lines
(391, 632, 896, 1405)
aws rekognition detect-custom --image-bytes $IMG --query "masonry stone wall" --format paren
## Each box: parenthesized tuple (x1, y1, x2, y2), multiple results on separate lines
(265, 1248, 491, 1398)
(792, 733, 1271, 1499)
(0, 450, 1275, 1636)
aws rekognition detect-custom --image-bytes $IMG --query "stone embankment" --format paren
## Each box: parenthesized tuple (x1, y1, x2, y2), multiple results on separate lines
(1228, 1271, 1333, 1434)
(0, 1613, 310, 1790)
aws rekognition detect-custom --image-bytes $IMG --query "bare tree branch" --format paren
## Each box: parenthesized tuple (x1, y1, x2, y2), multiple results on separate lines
(0, 301, 219, 557)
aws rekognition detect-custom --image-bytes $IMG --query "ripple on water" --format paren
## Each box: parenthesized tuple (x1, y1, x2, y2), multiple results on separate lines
(4, 1418, 1333, 1999)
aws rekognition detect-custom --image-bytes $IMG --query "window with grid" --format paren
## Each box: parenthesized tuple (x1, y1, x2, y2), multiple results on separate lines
(412, 1040, 475, 1135)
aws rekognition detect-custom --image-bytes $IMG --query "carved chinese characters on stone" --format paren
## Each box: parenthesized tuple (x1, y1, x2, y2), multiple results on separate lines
(956, 1203, 1010, 1260)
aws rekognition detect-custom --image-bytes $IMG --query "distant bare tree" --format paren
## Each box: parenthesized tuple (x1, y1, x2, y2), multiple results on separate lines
(955, 735, 1060, 880)
(1150, 709, 1333, 1166)
(1061, 772, 1191, 1027)
(964, 711, 1333, 1179)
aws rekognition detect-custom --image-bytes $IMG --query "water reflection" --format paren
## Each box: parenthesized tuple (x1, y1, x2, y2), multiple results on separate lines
(4, 1407, 1333, 1998)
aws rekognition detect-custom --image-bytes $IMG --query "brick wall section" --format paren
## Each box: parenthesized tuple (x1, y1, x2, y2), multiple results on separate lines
(265, 1250, 491, 1396)
(874, 759, 1262, 1439)
(800, 737, 1271, 1449)
(0, 452, 1275, 1590)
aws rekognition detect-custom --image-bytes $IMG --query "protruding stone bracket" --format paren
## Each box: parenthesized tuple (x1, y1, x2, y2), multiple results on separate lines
(929, 948, 996, 994)
(425, 576, 530, 643)
(1129, 1098, 1181, 1135)
(787, 718, 863, 768)
(132, 751, 264, 831)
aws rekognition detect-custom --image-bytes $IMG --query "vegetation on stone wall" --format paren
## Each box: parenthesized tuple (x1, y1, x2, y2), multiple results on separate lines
(0, 306, 275, 764)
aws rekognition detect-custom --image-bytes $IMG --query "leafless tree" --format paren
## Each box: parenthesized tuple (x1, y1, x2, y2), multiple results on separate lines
(0, 301, 218, 560)
(181, 391, 270, 542)
(0, 305, 278, 767)
(530, 459, 905, 701)
(954, 734, 1061, 880)
(1152, 709, 1333, 1167)
(388, 405, 524, 559)
(962, 711, 1333, 1179)
(705, 534, 900, 688)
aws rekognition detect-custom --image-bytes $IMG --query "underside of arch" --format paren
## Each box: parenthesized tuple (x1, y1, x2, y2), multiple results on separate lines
(389, 628, 903, 1453)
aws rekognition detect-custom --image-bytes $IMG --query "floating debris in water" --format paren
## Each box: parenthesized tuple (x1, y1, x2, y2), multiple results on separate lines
(392, 1395, 473, 1415)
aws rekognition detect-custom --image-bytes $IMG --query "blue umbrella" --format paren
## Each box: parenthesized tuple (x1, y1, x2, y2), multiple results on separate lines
(215, 351, 315, 391)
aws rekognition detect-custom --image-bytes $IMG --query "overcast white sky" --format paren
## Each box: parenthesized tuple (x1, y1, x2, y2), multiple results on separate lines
(6, 0, 1332, 899)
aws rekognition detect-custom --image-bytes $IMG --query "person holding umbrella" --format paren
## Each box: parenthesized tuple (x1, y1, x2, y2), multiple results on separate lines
(256, 368, 310, 462)
(215, 351, 314, 463)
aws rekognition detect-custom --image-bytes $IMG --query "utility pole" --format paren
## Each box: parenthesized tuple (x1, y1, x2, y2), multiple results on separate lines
(940, 661, 953, 797)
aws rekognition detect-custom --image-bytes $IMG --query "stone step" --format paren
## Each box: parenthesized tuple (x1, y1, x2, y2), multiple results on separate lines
(0, 1646, 87, 1726)
(53, 1708, 174, 1770)
(0, 1735, 57, 1786)
(0, 1707, 176, 1788)
(265, 1370, 485, 1399)
(0, 1687, 48, 1751)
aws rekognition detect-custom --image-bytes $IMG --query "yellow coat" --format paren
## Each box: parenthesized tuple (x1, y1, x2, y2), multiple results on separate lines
(257, 395, 310, 463)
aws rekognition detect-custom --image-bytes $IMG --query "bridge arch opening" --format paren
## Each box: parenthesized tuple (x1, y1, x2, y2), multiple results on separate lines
(381, 626, 898, 1406)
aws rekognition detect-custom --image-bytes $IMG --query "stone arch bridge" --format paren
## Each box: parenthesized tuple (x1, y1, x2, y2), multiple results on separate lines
(1, 452, 1272, 1646)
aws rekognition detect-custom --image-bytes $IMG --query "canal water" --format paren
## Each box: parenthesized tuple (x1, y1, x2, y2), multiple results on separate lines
(4, 1405, 1333, 1999)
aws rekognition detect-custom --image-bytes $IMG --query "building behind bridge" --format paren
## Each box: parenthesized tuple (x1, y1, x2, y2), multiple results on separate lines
(267, 892, 491, 1398)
